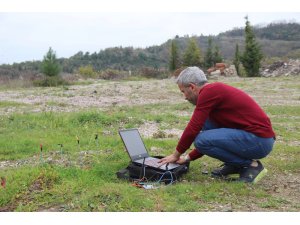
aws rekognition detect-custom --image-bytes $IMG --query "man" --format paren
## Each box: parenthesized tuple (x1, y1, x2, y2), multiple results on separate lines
(158, 66, 275, 183)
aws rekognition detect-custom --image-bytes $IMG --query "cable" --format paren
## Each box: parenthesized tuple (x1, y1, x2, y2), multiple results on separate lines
(157, 170, 174, 184)
(139, 157, 146, 180)
(130, 159, 184, 189)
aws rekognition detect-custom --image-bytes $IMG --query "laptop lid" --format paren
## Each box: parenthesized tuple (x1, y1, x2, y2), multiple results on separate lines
(119, 128, 149, 161)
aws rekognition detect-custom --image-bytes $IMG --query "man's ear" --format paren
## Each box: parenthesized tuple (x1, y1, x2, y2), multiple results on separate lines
(189, 83, 197, 90)
(189, 83, 200, 94)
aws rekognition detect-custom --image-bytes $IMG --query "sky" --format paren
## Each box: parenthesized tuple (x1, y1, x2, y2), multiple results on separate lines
(1, 1, 300, 65)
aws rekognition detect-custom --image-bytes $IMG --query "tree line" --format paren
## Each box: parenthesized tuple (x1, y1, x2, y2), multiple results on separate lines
(219, 21, 300, 41)
(45, 16, 262, 80)
(1, 20, 298, 82)
(169, 16, 263, 77)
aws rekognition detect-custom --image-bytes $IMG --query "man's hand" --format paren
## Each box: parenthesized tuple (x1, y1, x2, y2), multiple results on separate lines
(158, 151, 181, 166)
(176, 156, 188, 164)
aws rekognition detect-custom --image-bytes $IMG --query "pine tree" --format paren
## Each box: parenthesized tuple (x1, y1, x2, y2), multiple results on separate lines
(204, 37, 214, 68)
(169, 40, 180, 71)
(233, 44, 241, 76)
(241, 16, 263, 77)
(204, 37, 223, 69)
(41, 47, 60, 77)
(212, 45, 223, 64)
(183, 38, 202, 67)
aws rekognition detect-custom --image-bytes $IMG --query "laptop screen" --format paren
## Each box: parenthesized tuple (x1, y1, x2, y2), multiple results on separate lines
(119, 129, 149, 161)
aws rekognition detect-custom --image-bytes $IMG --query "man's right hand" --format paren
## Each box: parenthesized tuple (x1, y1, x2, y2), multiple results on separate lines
(158, 152, 180, 167)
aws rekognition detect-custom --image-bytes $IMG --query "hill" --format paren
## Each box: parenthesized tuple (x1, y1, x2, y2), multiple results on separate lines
(1, 22, 300, 79)
(219, 22, 300, 41)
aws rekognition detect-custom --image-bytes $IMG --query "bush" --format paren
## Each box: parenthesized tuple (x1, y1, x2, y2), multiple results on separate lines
(139, 67, 169, 79)
(78, 65, 97, 78)
(98, 69, 128, 80)
(33, 76, 68, 87)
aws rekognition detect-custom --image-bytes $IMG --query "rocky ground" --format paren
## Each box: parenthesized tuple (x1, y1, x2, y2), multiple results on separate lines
(261, 59, 300, 77)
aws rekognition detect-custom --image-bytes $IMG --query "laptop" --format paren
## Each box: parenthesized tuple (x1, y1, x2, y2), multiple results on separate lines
(119, 128, 181, 171)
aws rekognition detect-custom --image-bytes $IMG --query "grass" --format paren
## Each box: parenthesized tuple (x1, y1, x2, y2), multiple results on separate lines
(0, 76, 299, 211)
(0, 164, 265, 212)
(0, 101, 27, 108)
(0, 104, 189, 160)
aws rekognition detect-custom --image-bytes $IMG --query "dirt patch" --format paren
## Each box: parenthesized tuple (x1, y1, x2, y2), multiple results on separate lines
(0, 77, 299, 116)
(138, 121, 182, 139)
(138, 121, 159, 138)
(0, 79, 185, 115)
(0, 204, 15, 212)
(234, 172, 300, 211)
(0, 150, 104, 171)
(260, 172, 300, 207)
(164, 128, 183, 138)
(194, 172, 300, 212)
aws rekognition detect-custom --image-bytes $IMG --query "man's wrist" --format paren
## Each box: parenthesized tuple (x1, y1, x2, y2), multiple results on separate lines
(173, 150, 181, 158)
(184, 154, 191, 162)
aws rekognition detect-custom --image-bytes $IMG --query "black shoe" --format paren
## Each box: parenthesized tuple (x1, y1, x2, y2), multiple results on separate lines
(238, 161, 268, 183)
(211, 164, 241, 178)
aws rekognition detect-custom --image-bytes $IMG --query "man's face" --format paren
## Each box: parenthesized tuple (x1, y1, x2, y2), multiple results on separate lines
(178, 83, 198, 105)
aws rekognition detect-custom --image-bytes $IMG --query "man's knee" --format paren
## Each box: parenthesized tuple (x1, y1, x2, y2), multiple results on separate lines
(194, 133, 211, 152)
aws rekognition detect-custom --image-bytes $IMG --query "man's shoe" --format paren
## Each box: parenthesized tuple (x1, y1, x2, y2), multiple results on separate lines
(211, 164, 241, 178)
(239, 160, 268, 184)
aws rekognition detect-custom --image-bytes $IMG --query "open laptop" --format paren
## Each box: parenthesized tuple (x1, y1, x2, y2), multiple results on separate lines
(119, 128, 181, 171)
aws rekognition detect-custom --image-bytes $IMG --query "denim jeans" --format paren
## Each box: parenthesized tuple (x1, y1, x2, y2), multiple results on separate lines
(193, 120, 275, 167)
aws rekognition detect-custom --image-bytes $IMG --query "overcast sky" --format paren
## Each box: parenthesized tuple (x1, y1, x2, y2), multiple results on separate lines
(1, 11, 300, 64)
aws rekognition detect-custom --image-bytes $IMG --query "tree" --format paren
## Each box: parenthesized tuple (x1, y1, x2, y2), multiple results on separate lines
(204, 37, 214, 68)
(241, 16, 263, 77)
(169, 40, 180, 71)
(204, 37, 223, 69)
(183, 38, 202, 66)
(233, 44, 241, 76)
(41, 47, 60, 77)
(212, 45, 223, 64)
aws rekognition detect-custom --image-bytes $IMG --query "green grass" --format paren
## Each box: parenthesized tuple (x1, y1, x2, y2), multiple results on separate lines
(0, 104, 188, 160)
(0, 101, 27, 108)
(265, 105, 300, 117)
(0, 163, 273, 212)
(0, 77, 299, 212)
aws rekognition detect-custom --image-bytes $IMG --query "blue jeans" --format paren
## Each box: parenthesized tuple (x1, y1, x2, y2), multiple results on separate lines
(194, 120, 275, 167)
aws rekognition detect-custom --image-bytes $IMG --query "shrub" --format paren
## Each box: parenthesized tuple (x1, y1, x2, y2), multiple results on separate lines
(98, 69, 127, 80)
(139, 67, 169, 79)
(33, 76, 68, 87)
(78, 65, 97, 78)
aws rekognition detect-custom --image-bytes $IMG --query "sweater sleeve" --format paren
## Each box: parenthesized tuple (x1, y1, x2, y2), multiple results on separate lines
(188, 148, 204, 160)
(176, 85, 222, 154)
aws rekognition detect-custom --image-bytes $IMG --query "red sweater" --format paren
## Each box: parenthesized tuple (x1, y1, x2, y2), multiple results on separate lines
(176, 82, 275, 160)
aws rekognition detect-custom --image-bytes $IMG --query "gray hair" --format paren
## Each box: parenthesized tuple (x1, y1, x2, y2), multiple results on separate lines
(176, 66, 208, 87)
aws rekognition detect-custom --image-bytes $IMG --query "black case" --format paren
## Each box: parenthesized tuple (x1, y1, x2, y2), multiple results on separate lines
(116, 156, 190, 184)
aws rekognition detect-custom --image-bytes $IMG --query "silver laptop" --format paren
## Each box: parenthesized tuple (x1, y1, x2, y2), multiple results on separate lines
(119, 128, 181, 171)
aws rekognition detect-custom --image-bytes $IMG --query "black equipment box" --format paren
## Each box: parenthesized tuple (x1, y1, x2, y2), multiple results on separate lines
(116, 156, 190, 184)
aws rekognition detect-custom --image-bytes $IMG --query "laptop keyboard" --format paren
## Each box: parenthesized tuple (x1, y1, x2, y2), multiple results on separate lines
(144, 158, 160, 167)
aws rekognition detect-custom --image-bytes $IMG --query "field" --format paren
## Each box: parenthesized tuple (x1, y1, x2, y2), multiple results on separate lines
(0, 76, 299, 211)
